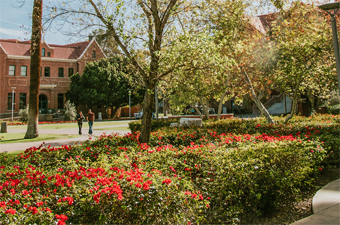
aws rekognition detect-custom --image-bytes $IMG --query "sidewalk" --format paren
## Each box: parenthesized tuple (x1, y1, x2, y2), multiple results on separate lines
(0, 125, 130, 153)
(291, 178, 340, 225)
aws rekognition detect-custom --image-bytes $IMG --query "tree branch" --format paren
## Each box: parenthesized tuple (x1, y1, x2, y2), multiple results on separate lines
(88, 0, 147, 77)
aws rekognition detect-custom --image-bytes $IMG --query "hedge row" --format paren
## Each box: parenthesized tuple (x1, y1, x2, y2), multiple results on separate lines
(129, 114, 339, 166)
(0, 124, 327, 224)
(128, 118, 180, 133)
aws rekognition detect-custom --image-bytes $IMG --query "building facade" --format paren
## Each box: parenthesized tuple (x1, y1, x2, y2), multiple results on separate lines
(0, 39, 105, 118)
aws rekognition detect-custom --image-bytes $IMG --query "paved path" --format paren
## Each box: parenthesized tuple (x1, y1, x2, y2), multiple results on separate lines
(0, 122, 131, 153)
(292, 178, 340, 225)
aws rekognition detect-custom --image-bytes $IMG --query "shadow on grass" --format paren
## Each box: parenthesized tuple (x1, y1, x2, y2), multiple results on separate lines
(0, 134, 79, 145)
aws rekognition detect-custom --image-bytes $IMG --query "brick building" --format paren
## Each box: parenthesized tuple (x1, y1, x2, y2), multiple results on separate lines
(0, 39, 105, 118)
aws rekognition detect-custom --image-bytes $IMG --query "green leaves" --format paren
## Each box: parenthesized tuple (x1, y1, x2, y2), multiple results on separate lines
(66, 57, 144, 109)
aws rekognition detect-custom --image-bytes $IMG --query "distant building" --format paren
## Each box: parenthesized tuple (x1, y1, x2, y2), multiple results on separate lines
(0, 39, 106, 118)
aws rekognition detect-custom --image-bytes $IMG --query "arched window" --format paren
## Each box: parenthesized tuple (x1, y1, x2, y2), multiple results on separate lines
(92, 51, 96, 58)
(42, 48, 45, 57)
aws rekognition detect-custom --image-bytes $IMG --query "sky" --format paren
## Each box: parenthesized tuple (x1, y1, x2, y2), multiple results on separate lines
(0, 0, 77, 45)
(0, 0, 332, 46)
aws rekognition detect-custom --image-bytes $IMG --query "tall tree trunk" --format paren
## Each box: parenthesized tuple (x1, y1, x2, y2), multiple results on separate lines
(284, 83, 300, 123)
(194, 105, 203, 119)
(139, 82, 155, 143)
(25, 0, 43, 139)
(243, 68, 275, 124)
(217, 92, 227, 120)
(201, 98, 210, 120)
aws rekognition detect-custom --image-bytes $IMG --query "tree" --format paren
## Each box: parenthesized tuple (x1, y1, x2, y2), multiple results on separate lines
(25, 0, 43, 139)
(66, 57, 144, 113)
(160, 31, 229, 120)
(159, 0, 249, 120)
(271, 2, 336, 122)
(47, 0, 193, 143)
(233, 35, 277, 124)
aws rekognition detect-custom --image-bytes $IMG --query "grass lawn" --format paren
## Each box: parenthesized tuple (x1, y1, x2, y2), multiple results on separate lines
(95, 126, 130, 131)
(0, 133, 79, 144)
(9, 121, 131, 130)
(7, 150, 25, 155)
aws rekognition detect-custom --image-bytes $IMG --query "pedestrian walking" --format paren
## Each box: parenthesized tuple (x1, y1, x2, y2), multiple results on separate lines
(76, 111, 85, 134)
(86, 109, 95, 135)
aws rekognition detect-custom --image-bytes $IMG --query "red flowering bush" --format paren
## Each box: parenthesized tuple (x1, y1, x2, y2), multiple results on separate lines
(6, 120, 77, 126)
(0, 114, 335, 223)
(0, 156, 206, 224)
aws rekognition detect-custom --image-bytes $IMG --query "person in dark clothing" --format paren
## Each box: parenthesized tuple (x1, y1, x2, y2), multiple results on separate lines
(86, 109, 95, 135)
(76, 111, 85, 135)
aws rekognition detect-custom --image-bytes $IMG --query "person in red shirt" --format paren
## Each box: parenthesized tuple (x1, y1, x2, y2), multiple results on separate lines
(86, 109, 95, 135)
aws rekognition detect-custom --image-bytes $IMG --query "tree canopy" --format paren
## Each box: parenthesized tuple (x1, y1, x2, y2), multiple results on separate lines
(66, 57, 144, 111)
(271, 2, 337, 122)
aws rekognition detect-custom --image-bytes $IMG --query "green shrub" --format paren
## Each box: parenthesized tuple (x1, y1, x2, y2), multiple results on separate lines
(0, 145, 207, 224)
(128, 118, 180, 133)
(322, 91, 340, 107)
(0, 115, 336, 224)
(64, 100, 77, 121)
(328, 104, 340, 115)
(19, 105, 29, 122)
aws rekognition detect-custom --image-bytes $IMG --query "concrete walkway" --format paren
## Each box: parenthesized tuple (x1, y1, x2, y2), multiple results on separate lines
(0, 122, 131, 153)
(292, 178, 340, 225)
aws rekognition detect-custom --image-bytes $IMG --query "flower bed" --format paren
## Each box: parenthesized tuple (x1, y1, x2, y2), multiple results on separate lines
(1, 114, 337, 224)
(5, 120, 77, 126)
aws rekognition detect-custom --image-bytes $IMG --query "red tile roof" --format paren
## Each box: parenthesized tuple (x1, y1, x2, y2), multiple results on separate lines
(258, 13, 278, 31)
(49, 41, 90, 59)
(0, 39, 90, 59)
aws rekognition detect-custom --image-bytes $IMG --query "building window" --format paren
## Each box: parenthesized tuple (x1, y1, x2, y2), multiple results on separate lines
(21, 66, 27, 76)
(19, 93, 27, 109)
(58, 94, 64, 109)
(44, 67, 50, 77)
(68, 68, 74, 77)
(47, 52, 51, 57)
(9, 65, 15, 76)
(58, 68, 64, 77)
(40, 67, 42, 77)
(7, 93, 15, 110)
(92, 51, 96, 58)
(42, 48, 45, 57)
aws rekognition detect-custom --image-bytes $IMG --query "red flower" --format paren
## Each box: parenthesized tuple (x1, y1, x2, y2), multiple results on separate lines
(56, 214, 68, 225)
(142, 182, 150, 191)
(319, 167, 322, 172)
(162, 179, 172, 184)
(0, 201, 6, 209)
(28, 206, 39, 215)
(5, 208, 16, 215)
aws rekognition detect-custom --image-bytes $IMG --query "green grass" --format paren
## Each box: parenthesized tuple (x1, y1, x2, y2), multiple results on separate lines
(95, 126, 130, 131)
(9, 121, 131, 130)
(7, 150, 25, 155)
(0, 133, 79, 144)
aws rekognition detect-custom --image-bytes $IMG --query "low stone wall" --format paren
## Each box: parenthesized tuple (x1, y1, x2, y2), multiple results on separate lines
(168, 114, 234, 119)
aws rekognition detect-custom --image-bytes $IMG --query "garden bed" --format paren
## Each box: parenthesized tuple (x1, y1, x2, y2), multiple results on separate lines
(0, 114, 339, 224)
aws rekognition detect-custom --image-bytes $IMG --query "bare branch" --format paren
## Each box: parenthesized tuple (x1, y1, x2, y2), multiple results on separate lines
(87, 0, 147, 77)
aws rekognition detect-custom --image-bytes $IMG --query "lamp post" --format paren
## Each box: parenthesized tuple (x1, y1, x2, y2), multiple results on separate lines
(318, 2, 340, 97)
(11, 87, 16, 123)
(155, 86, 158, 120)
(128, 89, 132, 119)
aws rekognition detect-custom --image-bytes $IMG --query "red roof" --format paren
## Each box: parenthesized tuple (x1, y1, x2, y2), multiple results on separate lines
(258, 13, 278, 31)
(0, 39, 90, 59)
